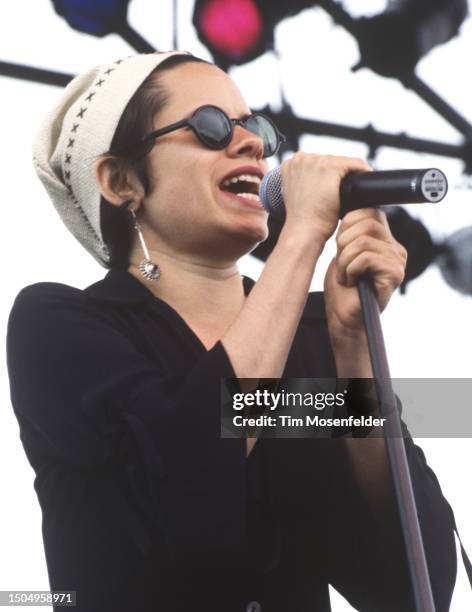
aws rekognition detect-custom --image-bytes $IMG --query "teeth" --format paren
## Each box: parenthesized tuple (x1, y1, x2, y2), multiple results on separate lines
(237, 192, 261, 201)
(221, 173, 261, 189)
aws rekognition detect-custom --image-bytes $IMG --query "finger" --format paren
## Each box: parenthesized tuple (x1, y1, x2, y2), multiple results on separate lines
(284, 153, 371, 178)
(325, 155, 372, 178)
(336, 236, 404, 285)
(344, 251, 405, 289)
(340, 208, 391, 235)
(336, 215, 392, 252)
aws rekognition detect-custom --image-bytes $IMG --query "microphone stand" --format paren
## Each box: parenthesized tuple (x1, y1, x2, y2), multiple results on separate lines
(357, 274, 436, 612)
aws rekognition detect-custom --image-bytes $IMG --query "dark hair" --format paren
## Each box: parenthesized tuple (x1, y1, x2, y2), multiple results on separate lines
(100, 54, 210, 269)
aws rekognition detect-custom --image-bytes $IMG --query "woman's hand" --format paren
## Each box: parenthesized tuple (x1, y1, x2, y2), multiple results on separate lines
(324, 208, 407, 359)
(280, 152, 371, 246)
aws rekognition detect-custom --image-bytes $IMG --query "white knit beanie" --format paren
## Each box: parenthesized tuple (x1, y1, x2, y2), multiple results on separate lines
(32, 51, 189, 267)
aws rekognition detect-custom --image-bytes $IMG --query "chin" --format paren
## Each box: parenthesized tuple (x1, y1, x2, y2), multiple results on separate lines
(209, 211, 269, 258)
(234, 218, 269, 245)
(225, 226, 269, 259)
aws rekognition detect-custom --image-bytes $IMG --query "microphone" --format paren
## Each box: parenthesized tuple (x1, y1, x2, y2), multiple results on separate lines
(259, 168, 448, 218)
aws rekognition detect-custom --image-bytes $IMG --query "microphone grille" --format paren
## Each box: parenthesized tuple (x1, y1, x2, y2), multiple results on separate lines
(260, 167, 284, 214)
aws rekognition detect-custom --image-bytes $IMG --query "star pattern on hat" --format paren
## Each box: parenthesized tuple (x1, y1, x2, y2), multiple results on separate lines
(58, 57, 136, 264)
(63, 68, 109, 251)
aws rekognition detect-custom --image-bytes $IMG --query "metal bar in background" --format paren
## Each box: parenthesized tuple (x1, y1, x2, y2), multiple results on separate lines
(117, 23, 156, 53)
(261, 106, 471, 164)
(0, 61, 73, 87)
(404, 74, 472, 140)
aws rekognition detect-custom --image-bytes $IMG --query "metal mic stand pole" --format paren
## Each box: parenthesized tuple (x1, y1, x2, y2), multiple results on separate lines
(357, 274, 436, 612)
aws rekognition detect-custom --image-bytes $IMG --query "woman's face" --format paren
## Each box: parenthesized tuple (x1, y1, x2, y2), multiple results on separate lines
(137, 62, 270, 263)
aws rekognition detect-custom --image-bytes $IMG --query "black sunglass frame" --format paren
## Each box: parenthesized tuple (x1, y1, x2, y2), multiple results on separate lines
(124, 105, 285, 159)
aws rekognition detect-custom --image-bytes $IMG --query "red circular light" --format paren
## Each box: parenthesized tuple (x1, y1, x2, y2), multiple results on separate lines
(199, 0, 263, 59)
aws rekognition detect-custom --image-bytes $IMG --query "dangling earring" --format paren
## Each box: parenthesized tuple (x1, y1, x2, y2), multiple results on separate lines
(129, 209, 161, 281)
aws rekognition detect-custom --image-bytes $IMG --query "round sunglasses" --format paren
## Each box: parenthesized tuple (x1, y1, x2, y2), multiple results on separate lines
(125, 104, 285, 159)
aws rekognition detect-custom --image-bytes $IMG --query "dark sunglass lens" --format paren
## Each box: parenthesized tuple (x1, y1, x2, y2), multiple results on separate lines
(246, 115, 279, 157)
(192, 107, 232, 148)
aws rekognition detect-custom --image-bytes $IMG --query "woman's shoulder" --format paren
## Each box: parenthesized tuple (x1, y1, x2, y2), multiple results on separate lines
(6, 275, 139, 365)
(11, 270, 147, 317)
(10, 281, 90, 324)
(15, 280, 84, 303)
(8, 276, 123, 338)
(7, 282, 98, 367)
(7, 270, 152, 345)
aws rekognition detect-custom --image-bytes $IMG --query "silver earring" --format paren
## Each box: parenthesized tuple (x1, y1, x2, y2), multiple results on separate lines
(130, 209, 161, 281)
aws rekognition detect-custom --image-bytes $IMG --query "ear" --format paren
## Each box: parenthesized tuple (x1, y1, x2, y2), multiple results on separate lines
(95, 156, 145, 208)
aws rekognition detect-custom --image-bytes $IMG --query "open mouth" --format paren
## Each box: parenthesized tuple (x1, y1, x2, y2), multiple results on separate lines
(219, 173, 262, 202)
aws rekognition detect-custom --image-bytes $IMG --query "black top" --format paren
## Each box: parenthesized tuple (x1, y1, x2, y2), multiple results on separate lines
(6, 269, 457, 612)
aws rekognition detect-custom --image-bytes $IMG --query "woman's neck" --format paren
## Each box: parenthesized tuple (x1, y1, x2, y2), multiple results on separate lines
(128, 249, 247, 348)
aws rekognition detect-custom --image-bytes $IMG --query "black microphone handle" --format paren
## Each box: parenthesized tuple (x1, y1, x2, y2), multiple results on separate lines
(339, 169, 447, 217)
(259, 167, 448, 218)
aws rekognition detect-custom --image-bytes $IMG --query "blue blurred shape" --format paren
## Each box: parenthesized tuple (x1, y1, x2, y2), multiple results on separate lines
(52, 0, 130, 36)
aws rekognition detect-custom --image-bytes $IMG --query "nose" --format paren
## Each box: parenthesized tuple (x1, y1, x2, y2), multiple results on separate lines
(226, 124, 264, 160)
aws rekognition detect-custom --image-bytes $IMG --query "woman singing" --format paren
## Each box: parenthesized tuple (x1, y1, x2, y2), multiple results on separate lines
(7, 51, 457, 611)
